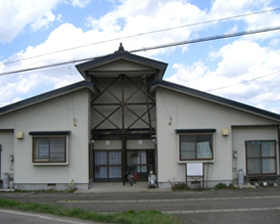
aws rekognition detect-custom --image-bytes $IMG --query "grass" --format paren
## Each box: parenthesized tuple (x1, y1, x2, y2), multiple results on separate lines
(214, 183, 239, 190)
(171, 182, 188, 191)
(0, 198, 183, 224)
(215, 183, 228, 189)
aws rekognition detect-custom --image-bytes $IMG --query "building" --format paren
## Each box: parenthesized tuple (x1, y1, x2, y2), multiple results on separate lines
(1, 44, 280, 190)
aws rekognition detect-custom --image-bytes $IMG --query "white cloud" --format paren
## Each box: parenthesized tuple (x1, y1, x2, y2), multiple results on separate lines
(86, 0, 205, 55)
(269, 38, 280, 47)
(210, 0, 280, 41)
(210, 0, 271, 18)
(30, 11, 56, 32)
(0, 0, 208, 106)
(1, 0, 280, 113)
(0, 74, 38, 106)
(167, 39, 280, 110)
(211, 41, 268, 77)
(56, 14, 63, 22)
(169, 62, 208, 84)
(0, 65, 83, 107)
(0, 0, 62, 42)
(225, 24, 238, 35)
(70, 0, 90, 8)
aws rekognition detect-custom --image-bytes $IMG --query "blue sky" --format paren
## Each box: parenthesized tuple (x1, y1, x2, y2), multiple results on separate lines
(1, 0, 280, 113)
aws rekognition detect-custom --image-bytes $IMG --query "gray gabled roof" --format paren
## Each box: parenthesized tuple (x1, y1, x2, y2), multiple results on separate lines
(149, 80, 280, 122)
(76, 45, 168, 80)
(0, 81, 98, 116)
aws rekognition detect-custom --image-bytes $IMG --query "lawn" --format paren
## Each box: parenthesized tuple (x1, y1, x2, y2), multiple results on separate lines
(0, 198, 184, 224)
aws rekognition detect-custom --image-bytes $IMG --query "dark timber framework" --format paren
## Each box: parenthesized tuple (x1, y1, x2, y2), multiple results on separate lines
(90, 74, 156, 185)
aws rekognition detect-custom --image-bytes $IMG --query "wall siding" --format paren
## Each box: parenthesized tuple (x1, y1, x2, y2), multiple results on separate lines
(232, 126, 279, 177)
(0, 130, 14, 181)
(156, 88, 279, 187)
(0, 89, 91, 190)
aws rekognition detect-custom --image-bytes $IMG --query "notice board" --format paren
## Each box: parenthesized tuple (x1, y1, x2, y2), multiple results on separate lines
(186, 163, 203, 176)
(186, 163, 204, 189)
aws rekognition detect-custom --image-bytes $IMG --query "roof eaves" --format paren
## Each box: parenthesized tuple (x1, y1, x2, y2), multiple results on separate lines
(0, 81, 97, 116)
(76, 51, 168, 80)
(149, 80, 280, 122)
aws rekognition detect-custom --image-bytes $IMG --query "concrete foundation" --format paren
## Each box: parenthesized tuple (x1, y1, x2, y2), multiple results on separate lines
(14, 183, 89, 191)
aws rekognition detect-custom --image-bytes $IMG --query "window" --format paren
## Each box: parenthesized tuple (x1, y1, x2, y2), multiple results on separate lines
(246, 140, 276, 175)
(30, 131, 70, 164)
(180, 135, 213, 160)
(33, 137, 66, 162)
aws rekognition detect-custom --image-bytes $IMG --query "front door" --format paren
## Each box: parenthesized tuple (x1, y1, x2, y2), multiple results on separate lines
(94, 150, 122, 181)
(127, 149, 155, 181)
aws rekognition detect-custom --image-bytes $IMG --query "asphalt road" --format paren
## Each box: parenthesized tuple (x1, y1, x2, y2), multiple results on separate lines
(1, 188, 280, 224)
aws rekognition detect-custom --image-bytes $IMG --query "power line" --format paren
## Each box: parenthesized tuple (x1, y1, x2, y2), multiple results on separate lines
(130, 26, 280, 53)
(207, 70, 280, 92)
(2, 7, 280, 66)
(206, 70, 280, 102)
(0, 56, 96, 76)
(247, 80, 280, 99)
(1, 25, 280, 76)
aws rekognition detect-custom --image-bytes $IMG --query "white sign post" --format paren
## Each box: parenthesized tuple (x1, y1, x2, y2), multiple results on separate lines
(186, 163, 204, 189)
(186, 163, 203, 176)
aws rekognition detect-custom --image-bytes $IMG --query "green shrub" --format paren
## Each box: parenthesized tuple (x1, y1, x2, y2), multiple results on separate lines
(215, 183, 227, 189)
(171, 182, 187, 190)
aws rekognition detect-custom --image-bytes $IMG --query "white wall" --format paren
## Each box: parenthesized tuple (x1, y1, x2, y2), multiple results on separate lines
(232, 126, 279, 177)
(127, 140, 154, 150)
(0, 130, 14, 180)
(93, 139, 154, 151)
(155, 88, 279, 187)
(0, 89, 91, 189)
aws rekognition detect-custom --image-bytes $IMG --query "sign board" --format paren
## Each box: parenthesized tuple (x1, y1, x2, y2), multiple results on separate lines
(186, 163, 203, 176)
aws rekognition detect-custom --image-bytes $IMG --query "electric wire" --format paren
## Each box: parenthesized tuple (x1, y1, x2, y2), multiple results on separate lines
(0, 56, 99, 76)
(130, 25, 280, 53)
(207, 70, 280, 92)
(1, 25, 280, 76)
(206, 70, 280, 103)
(2, 7, 280, 66)
(240, 78, 280, 100)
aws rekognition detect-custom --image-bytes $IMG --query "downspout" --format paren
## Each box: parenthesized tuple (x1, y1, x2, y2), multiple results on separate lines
(121, 75, 126, 186)
(145, 77, 158, 184)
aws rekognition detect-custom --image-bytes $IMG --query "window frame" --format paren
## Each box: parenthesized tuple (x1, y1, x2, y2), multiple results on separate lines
(32, 136, 66, 163)
(245, 140, 277, 176)
(94, 150, 122, 182)
(29, 131, 70, 165)
(179, 133, 214, 161)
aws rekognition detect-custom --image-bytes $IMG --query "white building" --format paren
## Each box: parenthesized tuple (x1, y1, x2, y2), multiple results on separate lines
(1, 44, 280, 190)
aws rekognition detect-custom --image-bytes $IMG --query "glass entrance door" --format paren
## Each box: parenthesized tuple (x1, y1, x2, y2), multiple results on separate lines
(94, 150, 122, 181)
(127, 150, 154, 181)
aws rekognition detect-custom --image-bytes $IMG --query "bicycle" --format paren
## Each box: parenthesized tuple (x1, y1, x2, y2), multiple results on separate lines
(125, 168, 136, 186)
